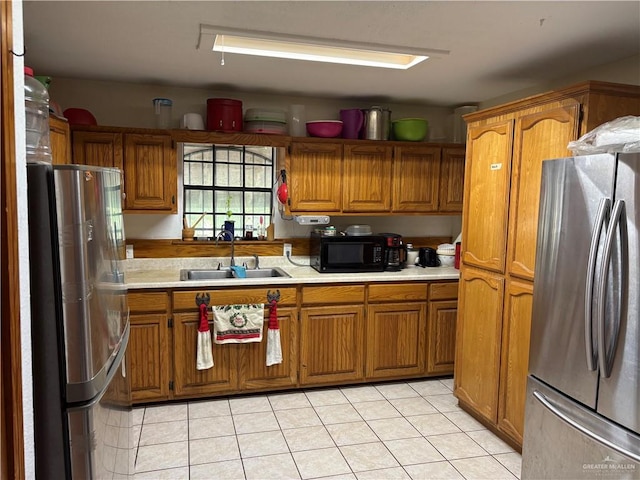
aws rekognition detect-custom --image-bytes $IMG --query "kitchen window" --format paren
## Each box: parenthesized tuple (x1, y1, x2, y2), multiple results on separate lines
(182, 143, 274, 239)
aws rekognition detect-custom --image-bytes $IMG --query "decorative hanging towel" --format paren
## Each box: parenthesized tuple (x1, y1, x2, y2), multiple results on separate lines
(213, 304, 264, 344)
(196, 302, 214, 370)
(266, 299, 283, 366)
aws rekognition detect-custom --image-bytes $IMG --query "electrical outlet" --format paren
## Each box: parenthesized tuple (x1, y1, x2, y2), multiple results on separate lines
(283, 243, 292, 257)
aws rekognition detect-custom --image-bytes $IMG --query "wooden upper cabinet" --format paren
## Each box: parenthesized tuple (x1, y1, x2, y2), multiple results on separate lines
(49, 116, 71, 165)
(454, 266, 505, 424)
(123, 133, 176, 213)
(343, 144, 392, 212)
(288, 141, 343, 212)
(439, 146, 465, 212)
(71, 129, 176, 213)
(392, 145, 440, 213)
(462, 121, 514, 273)
(506, 104, 580, 281)
(72, 130, 124, 169)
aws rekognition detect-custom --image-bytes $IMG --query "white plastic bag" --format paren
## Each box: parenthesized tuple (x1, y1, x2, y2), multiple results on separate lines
(567, 115, 640, 155)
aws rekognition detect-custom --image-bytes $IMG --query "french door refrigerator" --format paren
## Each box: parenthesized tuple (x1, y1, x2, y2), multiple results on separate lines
(522, 152, 640, 479)
(27, 164, 132, 479)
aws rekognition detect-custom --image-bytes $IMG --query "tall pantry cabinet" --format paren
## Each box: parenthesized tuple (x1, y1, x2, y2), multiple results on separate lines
(454, 81, 640, 449)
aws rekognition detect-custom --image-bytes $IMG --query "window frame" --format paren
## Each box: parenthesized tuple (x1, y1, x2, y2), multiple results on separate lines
(182, 143, 274, 239)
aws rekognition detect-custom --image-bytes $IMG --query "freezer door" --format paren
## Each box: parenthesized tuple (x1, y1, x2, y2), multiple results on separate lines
(522, 376, 640, 480)
(529, 154, 616, 408)
(597, 153, 640, 433)
(53, 166, 128, 403)
(67, 326, 133, 479)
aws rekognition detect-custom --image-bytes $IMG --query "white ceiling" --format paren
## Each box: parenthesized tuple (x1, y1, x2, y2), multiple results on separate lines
(22, 1, 640, 107)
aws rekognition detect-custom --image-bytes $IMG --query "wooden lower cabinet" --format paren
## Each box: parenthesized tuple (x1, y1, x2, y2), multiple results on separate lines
(128, 292, 171, 403)
(300, 304, 365, 385)
(173, 312, 238, 397)
(427, 282, 459, 375)
(366, 283, 428, 379)
(497, 279, 533, 445)
(366, 303, 426, 378)
(238, 307, 298, 390)
(454, 266, 505, 423)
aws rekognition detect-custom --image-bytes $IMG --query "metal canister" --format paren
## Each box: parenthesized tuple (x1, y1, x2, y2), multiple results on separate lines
(363, 106, 383, 140)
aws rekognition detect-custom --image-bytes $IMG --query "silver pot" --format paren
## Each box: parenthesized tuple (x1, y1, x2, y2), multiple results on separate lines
(363, 106, 391, 140)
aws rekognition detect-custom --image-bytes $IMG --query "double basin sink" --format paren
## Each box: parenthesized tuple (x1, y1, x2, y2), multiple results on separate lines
(180, 267, 290, 281)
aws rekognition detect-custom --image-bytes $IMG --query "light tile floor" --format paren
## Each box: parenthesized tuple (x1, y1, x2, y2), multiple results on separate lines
(133, 378, 522, 479)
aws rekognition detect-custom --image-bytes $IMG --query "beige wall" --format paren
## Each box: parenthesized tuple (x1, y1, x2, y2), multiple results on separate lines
(480, 54, 640, 109)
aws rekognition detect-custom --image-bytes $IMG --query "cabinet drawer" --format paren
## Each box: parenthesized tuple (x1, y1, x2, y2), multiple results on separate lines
(429, 282, 459, 301)
(128, 291, 169, 313)
(302, 285, 365, 305)
(368, 283, 428, 302)
(173, 287, 297, 311)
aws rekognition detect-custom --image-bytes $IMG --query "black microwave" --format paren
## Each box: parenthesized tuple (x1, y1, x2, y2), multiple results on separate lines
(310, 232, 385, 273)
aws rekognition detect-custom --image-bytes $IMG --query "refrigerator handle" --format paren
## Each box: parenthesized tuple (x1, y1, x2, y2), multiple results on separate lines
(596, 199, 627, 379)
(584, 197, 609, 371)
(533, 390, 640, 462)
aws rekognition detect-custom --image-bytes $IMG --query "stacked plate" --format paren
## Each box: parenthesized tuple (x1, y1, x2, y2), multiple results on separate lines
(244, 108, 287, 134)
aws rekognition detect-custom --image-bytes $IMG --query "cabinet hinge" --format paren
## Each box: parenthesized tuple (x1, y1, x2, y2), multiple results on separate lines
(168, 317, 173, 328)
(169, 380, 174, 391)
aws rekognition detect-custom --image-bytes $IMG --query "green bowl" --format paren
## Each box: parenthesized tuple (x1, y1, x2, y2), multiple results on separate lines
(392, 118, 428, 141)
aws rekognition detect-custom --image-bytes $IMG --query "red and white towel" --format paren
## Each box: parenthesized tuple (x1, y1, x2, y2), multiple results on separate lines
(266, 299, 283, 366)
(196, 302, 214, 370)
(212, 304, 264, 344)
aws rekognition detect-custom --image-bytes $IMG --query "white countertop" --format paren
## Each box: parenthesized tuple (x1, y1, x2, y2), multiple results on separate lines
(124, 256, 460, 290)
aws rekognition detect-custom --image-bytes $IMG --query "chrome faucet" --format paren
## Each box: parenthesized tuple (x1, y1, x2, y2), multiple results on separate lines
(215, 229, 236, 267)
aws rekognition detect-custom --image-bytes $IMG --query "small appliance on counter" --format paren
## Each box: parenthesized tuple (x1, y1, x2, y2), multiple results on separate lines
(417, 247, 440, 267)
(310, 232, 384, 273)
(380, 233, 407, 271)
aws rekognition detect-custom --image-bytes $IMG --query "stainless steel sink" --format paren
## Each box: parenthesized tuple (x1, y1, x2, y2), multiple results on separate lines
(180, 267, 290, 281)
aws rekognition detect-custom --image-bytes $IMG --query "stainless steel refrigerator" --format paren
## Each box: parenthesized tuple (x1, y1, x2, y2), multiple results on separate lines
(27, 164, 132, 479)
(522, 152, 640, 479)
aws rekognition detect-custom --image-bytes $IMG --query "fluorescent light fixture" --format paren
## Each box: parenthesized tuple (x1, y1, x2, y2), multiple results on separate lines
(198, 24, 449, 70)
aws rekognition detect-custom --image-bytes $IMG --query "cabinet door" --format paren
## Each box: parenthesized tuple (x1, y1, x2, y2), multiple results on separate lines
(72, 131, 123, 169)
(426, 300, 457, 375)
(439, 146, 465, 212)
(462, 121, 514, 273)
(49, 116, 71, 165)
(454, 266, 505, 423)
(506, 105, 580, 281)
(123, 134, 176, 213)
(300, 305, 365, 385)
(129, 313, 171, 403)
(288, 142, 343, 212)
(173, 312, 238, 397)
(392, 145, 440, 213)
(498, 279, 533, 447)
(366, 303, 426, 379)
(238, 307, 297, 390)
(343, 144, 392, 212)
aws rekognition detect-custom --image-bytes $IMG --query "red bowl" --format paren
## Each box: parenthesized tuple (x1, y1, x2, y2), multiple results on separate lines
(306, 120, 343, 138)
(63, 108, 97, 126)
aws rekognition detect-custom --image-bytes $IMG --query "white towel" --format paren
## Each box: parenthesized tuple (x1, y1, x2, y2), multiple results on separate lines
(266, 299, 282, 366)
(197, 331, 214, 370)
(213, 304, 264, 344)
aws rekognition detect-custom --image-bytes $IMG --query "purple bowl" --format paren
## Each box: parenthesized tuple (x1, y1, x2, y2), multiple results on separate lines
(306, 120, 343, 138)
